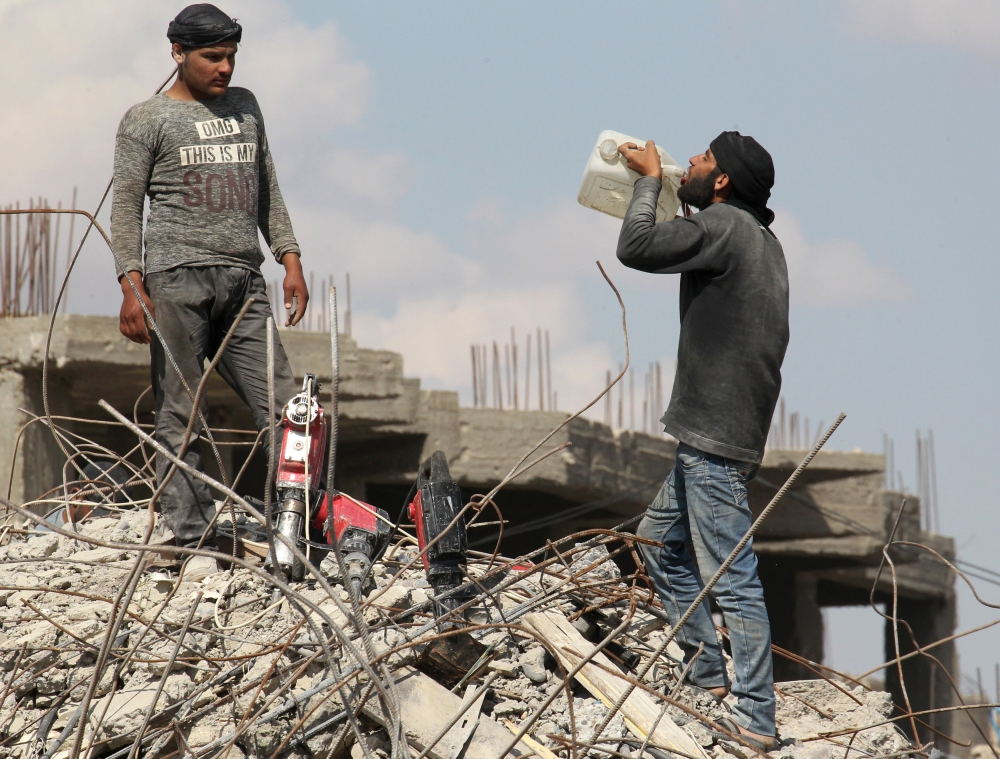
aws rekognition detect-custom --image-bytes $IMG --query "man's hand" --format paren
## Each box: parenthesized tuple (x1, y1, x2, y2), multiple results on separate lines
(618, 140, 663, 180)
(119, 271, 155, 344)
(281, 252, 308, 327)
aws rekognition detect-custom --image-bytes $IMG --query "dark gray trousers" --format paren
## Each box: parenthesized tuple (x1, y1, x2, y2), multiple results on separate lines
(147, 266, 298, 547)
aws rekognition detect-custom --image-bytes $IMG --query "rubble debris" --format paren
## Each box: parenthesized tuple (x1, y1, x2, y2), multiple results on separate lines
(525, 609, 706, 759)
(0, 510, 922, 759)
(770, 681, 911, 759)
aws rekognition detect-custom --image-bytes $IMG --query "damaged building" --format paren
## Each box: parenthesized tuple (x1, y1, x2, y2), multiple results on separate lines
(0, 314, 958, 756)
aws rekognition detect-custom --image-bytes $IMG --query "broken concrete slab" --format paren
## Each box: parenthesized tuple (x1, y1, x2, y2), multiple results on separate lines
(524, 609, 710, 759)
(360, 666, 535, 759)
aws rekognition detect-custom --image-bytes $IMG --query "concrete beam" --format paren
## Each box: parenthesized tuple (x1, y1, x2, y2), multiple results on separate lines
(756, 535, 890, 563)
(448, 409, 674, 509)
(761, 448, 883, 476)
(0, 314, 419, 428)
(750, 472, 915, 540)
(813, 533, 956, 601)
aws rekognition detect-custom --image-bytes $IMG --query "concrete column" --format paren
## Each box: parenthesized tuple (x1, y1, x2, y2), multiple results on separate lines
(0, 369, 70, 517)
(794, 572, 825, 671)
(759, 561, 824, 680)
(884, 593, 956, 750)
(417, 390, 460, 465)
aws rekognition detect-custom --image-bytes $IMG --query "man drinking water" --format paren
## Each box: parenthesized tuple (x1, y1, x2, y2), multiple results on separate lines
(616, 132, 789, 749)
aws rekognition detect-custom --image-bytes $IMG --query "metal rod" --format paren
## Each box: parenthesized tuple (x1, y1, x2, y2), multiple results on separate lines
(537, 327, 544, 411)
(511, 326, 519, 410)
(525, 333, 532, 411)
(505, 342, 512, 409)
(346, 271, 352, 337)
(327, 286, 339, 490)
(545, 328, 552, 411)
(469, 345, 479, 407)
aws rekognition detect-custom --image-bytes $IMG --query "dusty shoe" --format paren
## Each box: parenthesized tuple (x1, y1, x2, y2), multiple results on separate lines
(182, 555, 220, 583)
(670, 682, 732, 722)
(687, 684, 731, 708)
(707, 715, 775, 752)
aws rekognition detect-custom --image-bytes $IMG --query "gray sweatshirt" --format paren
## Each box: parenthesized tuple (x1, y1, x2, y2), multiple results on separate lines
(111, 87, 299, 276)
(617, 176, 789, 464)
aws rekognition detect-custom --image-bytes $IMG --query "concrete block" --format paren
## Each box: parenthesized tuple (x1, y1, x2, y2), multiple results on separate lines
(71, 547, 128, 564)
(519, 647, 548, 684)
(487, 659, 520, 678)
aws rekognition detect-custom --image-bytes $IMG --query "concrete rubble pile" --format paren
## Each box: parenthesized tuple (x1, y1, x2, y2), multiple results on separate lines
(0, 511, 913, 759)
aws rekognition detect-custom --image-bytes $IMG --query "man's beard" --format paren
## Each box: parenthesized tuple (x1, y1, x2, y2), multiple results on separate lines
(677, 168, 721, 210)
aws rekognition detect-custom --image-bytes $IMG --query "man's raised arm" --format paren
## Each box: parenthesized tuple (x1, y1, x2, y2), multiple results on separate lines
(616, 175, 709, 274)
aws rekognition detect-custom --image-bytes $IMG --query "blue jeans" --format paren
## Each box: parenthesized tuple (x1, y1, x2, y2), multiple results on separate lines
(637, 443, 775, 736)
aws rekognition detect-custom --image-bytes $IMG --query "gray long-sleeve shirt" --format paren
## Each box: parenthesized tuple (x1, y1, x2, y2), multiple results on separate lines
(111, 87, 299, 276)
(617, 176, 789, 464)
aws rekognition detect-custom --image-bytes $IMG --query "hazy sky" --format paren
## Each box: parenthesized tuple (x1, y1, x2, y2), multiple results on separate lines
(2, 0, 999, 684)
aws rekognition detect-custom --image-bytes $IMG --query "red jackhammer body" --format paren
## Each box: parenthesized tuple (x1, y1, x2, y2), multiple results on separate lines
(271, 374, 389, 587)
(312, 491, 390, 596)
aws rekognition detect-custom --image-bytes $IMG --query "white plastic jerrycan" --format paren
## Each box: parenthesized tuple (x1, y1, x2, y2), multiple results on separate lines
(577, 130, 685, 222)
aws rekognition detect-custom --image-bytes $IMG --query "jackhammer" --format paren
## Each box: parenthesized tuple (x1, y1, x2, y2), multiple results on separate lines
(407, 451, 470, 619)
(402, 451, 486, 685)
(270, 373, 390, 591)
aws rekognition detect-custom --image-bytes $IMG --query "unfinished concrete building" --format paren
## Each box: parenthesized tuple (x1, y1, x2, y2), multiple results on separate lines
(0, 314, 957, 747)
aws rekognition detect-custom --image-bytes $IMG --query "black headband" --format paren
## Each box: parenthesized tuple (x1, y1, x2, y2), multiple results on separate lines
(167, 4, 242, 48)
(709, 131, 775, 227)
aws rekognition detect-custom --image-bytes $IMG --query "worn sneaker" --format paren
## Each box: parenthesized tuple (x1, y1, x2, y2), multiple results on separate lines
(707, 715, 776, 752)
(182, 555, 220, 583)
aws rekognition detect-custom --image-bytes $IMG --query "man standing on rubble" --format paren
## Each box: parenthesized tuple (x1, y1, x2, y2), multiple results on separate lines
(112, 4, 305, 580)
(616, 133, 788, 749)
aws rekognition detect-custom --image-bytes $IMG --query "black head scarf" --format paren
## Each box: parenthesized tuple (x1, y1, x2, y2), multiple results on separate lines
(167, 4, 242, 48)
(709, 131, 775, 227)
